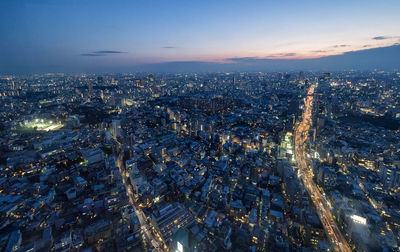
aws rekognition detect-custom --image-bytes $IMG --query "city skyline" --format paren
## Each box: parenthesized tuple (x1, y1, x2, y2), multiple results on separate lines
(1, 0, 400, 73)
(2, 71, 400, 251)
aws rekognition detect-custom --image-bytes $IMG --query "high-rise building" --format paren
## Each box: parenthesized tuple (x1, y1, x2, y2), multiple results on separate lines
(380, 166, 400, 191)
(299, 71, 304, 86)
(87, 81, 93, 97)
(299, 71, 304, 82)
(112, 120, 122, 138)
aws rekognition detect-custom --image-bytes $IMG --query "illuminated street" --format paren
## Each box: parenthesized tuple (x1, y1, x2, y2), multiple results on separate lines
(295, 85, 351, 252)
(115, 152, 167, 251)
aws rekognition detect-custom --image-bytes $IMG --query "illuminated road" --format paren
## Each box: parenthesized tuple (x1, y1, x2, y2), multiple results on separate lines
(115, 153, 167, 251)
(294, 85, 351, 252)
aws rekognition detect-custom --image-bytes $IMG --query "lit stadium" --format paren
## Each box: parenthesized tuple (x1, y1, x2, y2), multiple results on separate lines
(21, 118, 64, 131)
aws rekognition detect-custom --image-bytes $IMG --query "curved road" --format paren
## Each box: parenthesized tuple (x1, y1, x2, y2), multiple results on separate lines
(295, 85, 351, 252)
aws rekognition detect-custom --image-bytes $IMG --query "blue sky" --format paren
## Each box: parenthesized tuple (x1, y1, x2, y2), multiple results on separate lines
(1, 0, 399, 72)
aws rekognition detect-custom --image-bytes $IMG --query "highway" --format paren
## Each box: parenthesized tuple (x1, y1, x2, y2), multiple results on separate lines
(294, 85, 351, 252)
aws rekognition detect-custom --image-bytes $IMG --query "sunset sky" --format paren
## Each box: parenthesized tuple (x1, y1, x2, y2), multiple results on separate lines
(1, 0, 399, 72)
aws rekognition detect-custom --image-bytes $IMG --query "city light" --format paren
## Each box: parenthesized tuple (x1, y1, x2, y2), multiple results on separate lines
(22, 119, 64, 131)
(177, 241, 183, 252)
(2, 44, 399, 252)
(350, 215, 367, 225)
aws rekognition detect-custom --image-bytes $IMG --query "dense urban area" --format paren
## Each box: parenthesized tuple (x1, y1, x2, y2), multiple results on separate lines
(1, 71, 400, 252)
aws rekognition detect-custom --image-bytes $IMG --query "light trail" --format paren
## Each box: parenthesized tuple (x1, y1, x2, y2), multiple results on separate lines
(294, 85, 351, 252)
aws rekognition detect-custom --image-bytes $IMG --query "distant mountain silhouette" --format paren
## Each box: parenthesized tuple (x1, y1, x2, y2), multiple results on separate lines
(141, 45, 400, 72)
(2, 44, 399, 74)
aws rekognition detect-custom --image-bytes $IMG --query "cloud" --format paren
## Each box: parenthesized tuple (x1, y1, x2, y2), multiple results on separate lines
(80, 50, 125, 56)
(225, 53, 298, 62)
(372, 36, 390, 40)
(333, 44, 350, 48)
(162, 46, 176, 49)
(226, 53, 297, 61)
(80, 53, 105, 56)
(80, 50, 126, 57)
(283, 53, 296, 56)
(311, 50, 332, 53)
(93, 50, 125, 54)
(262, 53, 297, 58)
(226, 57, 259, 62)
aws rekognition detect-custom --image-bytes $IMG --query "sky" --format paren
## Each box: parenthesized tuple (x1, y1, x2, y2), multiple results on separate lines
(0, 0, 399, 73)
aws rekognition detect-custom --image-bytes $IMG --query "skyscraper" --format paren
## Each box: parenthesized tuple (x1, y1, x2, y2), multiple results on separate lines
(87, 81, 93, 97)
(299, 72, 304, 85)
(112, 120, 122, 138)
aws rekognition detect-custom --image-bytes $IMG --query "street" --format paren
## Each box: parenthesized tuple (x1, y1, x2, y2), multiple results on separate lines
(115, 152, 167, 251)
(294, 86, 351, 252)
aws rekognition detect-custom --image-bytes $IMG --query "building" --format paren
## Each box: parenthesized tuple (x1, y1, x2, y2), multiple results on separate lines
(112, 120, 122, 139)
(150, 203, 194, 241)
(380, 166, 400, 191)
(81, 147, 104, 166)
(5, 230, 22, 252)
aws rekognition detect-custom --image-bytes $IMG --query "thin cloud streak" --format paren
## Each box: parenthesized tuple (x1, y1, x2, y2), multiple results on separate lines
(93, 50, 125, 54)
(80, 53, 105, 56)
(333, 44, 350, 48)
(311, 50, 332, 53)
(80, 50, 126, 56)
(372, 36, 391, 40)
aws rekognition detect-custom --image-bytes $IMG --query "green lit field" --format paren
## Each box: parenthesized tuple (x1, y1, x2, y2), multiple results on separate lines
(20, 119, 64, 132)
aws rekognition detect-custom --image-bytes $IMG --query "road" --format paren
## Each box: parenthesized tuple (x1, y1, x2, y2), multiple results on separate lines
(115, 153, 167, 251)
(294, 85, 351, 252)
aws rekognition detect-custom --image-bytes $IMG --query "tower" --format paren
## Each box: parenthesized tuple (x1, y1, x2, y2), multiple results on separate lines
(112, 120, 122, 138)
(87, 81, 93, 97)
(299, 72, 304, 86)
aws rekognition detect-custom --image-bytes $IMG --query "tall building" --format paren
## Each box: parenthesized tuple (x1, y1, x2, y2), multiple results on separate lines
(87, 81, 93, 97)
(112, 120, 122, 138)
(299, 71, 304, 86)
(284, 73, 291, 85)
(380, 166, 400, 191)
(5, 230, 22, 252)
(299, 71, 304, 82)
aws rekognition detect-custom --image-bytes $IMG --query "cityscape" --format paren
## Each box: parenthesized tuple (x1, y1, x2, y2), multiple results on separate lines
(1, 1, 400, 252)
